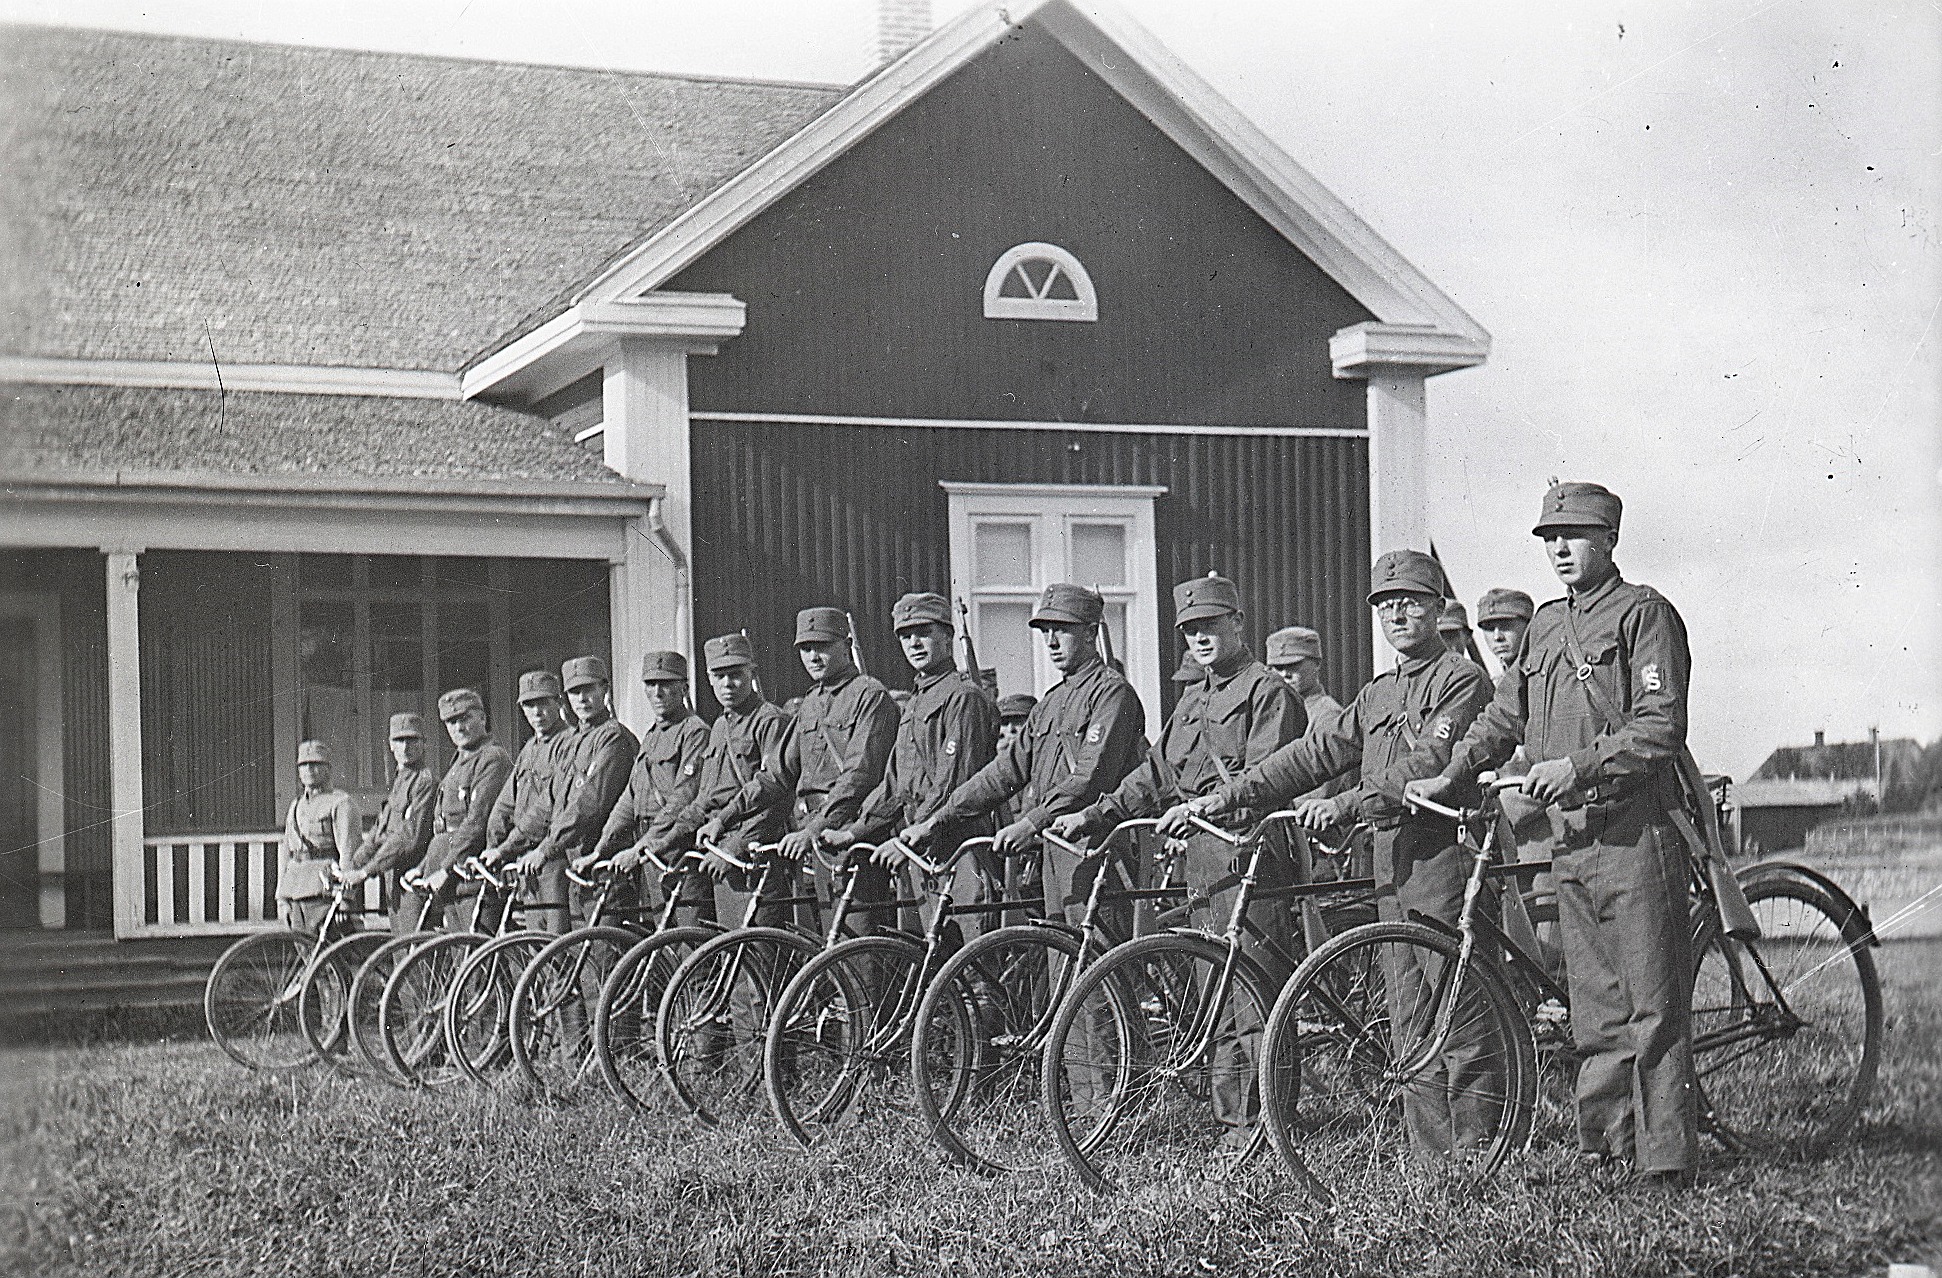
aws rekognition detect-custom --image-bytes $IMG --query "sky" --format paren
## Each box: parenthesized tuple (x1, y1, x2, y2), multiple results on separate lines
(3, 0, 1936, 781)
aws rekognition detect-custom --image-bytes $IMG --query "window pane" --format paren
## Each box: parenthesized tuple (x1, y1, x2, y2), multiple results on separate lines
(367, 555, 423, 592)
(975, 601, 1035, 698)
(1070, 523, 1127, 588)
(430, 557, 494, 593)
(974, 522, 1034, 588)
(298, 602, 355, 767)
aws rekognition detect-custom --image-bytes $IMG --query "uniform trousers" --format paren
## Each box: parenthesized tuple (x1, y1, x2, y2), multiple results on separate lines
(1551, 795, 1698, 1173)
(283, 894, 333, 935)
(1376, 819, 1504, 1156)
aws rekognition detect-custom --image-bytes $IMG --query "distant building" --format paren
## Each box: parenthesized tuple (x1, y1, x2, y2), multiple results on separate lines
(1738, 729, 1926, 852)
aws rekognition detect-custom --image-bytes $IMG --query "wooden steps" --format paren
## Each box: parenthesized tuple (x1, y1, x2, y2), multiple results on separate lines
(0, 930, 237, 1021)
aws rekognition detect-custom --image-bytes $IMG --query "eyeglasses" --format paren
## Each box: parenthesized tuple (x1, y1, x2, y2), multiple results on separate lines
(1371, 596, 1436, 617)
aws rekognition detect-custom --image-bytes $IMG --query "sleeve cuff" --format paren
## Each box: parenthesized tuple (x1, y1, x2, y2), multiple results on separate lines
(1566, 748, 1599, 787)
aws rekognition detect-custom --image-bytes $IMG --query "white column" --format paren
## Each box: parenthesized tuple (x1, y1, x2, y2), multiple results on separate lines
(1366, 371, 1429, 669)
(104, 548, 146, 938)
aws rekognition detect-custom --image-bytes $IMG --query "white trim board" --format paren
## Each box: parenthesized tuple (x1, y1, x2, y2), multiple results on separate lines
(0, 591, 65, 928)
(0, 356, 461, 399)
(691, 411, 1367, 439)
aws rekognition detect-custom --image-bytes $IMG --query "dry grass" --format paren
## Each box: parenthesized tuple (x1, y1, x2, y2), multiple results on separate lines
(2, 941, 1939, 1278)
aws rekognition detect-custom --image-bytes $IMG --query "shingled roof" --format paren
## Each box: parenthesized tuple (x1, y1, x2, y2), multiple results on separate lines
(0, 382, 624, 484)
(0, 25, 842, 373)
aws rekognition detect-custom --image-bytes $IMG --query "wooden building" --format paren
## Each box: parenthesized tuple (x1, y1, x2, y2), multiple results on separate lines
(0, 0, 1487, 952)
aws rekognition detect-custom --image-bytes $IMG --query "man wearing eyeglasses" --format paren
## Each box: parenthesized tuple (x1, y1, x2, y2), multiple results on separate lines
(1161, 549, 1494, 1159)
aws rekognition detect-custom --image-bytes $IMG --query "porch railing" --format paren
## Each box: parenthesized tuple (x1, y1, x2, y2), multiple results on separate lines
(136, 834, 385, 937)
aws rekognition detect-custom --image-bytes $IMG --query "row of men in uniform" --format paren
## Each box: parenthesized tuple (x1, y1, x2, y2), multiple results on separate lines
(277, 479, 1695, 1185)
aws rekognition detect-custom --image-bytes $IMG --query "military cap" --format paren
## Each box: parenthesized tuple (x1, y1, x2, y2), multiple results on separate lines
(561, 655, 609, 691)
(1438, 600, 1472, 634)
(438, 687, 485, 718)
(891, 592, 953, 632)
(640, 650, 688, 683)
(1172, 651, 1205, 683)
(704, 632, 757, 670)
(1476, 588, 1535, 625)
(1029, 583, 1104, 627)
(997, 693, 1038, 720)
(1532, 481, 1622, 536)
(1266, 626, 1322, 666)
(388, 712, 424, 740)
(296, 738, 330, 765)
(795, 606, 850, 645)
(1367, 550, 1446, 604)
(1174, 572, 1242, 625)
(517, 670, 563, 703)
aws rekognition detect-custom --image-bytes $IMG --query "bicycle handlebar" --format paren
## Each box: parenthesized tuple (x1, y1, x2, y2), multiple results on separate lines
(1403, 771, 1519, 822)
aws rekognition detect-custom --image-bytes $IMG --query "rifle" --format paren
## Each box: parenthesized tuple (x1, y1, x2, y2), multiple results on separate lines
(1093, 584, 1123, 674)
(843, 611, 868, 678)
(956, 597, 999, 703)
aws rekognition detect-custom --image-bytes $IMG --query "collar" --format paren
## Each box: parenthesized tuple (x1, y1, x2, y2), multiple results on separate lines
(1568, 568, 1624, 612)
(814, 668, 858, 696)
(578, 709, 612, 730)
(1395, 641, 1444, 676)
(1205, 647, 1253, 688)
(457, 736, 492, 756)
(1054, 655, 1107, 688)
(721, 698, 764, 723)
(913, 665, 956, 693)
(647, 709, 693, 732)
(538, 722, 570, 740)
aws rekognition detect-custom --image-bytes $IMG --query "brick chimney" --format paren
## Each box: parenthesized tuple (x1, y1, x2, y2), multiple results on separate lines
(877, 0, 931, 65)
(1813, 730, 1825, 748)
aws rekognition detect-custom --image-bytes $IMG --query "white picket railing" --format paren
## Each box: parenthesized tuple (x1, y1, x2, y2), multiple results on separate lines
(135, 834, 384, 937)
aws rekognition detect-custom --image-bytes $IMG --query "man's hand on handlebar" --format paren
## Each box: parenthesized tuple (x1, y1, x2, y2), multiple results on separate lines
(611, 846, 646, 875)
(569, 851, 603, 876)
(1292, 797, 1345, 832)
(869, 840, 904, 868)
(994, 818, 1037, 858)
(778, 830, 819, 862)
(1047, 811, 1091, 842)
(515, 847, 549, 878)
(898, 819, 935, 849)
(1403, 776, 1456, 809)
(1519, 758, 1579, 805)
(820, 828, 857, 851)
(1157, 793, 1223, 839)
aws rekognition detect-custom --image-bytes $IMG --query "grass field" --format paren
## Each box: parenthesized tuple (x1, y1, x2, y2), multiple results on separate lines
(2, 939, 1938, 1278)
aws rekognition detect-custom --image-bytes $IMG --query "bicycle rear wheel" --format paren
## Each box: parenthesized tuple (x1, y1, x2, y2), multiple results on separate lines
(1042, 932, 1277, 1193)
(205, 930, 319, 1072)
(1692, 873, 1882, 1158)
(299, 930, 393, 1076)
(1257, 921, 1535, 1203)
(510, 925, 639, 1096)
(656, 927, 818, 1127)
(349, 931, 436, 1086)
(911, 922, 1084, 1174)
(378, 932, 483, 1088)
(592, 926, 719, 1112)
(445, 931, 551, 1084)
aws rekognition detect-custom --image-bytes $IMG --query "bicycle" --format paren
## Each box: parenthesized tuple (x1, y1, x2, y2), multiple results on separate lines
(1038, 810, 1384, 1192)
(345, 869, 481, 1087)
(299, 889, 441, 1078)
(205, 878, 379, 1071)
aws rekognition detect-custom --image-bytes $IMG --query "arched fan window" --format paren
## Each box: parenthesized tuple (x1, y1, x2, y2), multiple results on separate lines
(982, 242, 1098, 322)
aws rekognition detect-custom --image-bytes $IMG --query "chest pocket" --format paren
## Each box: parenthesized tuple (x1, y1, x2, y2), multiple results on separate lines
(1202, 696, 1251, 778)
(1553, 634, 1627, 735)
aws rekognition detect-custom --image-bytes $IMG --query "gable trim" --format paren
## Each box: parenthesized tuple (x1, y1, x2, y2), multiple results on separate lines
(691, 410, 1367, 439)
(0, 356, 461, 399)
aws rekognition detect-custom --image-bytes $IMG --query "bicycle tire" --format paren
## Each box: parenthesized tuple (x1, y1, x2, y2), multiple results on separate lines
(910, 921, 1087, 1174)
(348, 930, 438, 1086)
(510, 925, 641, 1096)
(656, 926, 820, 1127)
(1692, 872, 1883, 1159)
(765, 934, 934, 1146)
(378, 932, 484, 1088)
(299, 930, 393, 1076)
(1257, 921, 1536, 1203)
(205, 930, 320, 1072)
(1041, 931, 1279, 1193)
(592, 925, 721, 1112)
(445, 931, 552, 1084)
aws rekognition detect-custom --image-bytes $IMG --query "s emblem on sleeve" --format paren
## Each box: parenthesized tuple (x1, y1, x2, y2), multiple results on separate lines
(1642, 663, 1663, 692)
(683, 762, 697, 776)
(1433, 717, 1452, 740)
(1085, 724, 1102, 746)
(944, 739, 958, 756)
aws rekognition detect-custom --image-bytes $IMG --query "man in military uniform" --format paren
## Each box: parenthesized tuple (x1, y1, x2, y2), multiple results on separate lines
(1164, 550, 1495, 1158)
(1472, 586, 1556, 968)
(1410, 482, 1699, 1185)
(707, 608, 901, 930)
(903, 584, 1148, 929)
(1265, 626, 1338, 727)
(1439, 599, 1476, 658)
(1476, 588, 1535, 676)
(576, 651, 713, 924)
(471, 671, 575, 931)
(278, 740, 359, 934)
(339, 713, 436, 933)
(824, 593, 1000, 944)
(525, 656, 638, 933)
(405, 688, 512, 933)
(683, 634, 799, 925)
(1053, 573, 1303, 1141)
(995, 694, 1037, 752)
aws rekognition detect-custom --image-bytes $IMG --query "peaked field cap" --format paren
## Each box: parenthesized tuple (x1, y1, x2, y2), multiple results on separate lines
(795, 606, 850, 644)
(997, 693, 1038, 719)
(296, 738, 330, 765)
(1533, 481, 1623, 535)
(640, 650, 688, 683)
(704, 632, 757, 670)
(1477, 588, 1535, 624)
(1367, 550, 1446, 603)
(438, 687, 485, 718)
(892, 592, 953, 631)
(1030, 583, 1104, 627)
(1266, 626, 1322, 665)
(517, 669, 563, 702)
(561, 655, 609, 690)
(1438, 600, 1471, 633)
(1173, 572, 1241, 625)
(388, 712, 424, 740)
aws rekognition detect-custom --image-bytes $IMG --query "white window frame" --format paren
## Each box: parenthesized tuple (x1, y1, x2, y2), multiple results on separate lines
(981, 242, 1098, 322)
(942, 481, 1165, 716)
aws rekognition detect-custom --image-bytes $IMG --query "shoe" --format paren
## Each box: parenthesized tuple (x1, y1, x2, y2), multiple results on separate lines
(1637, 1168, 1696, 1191)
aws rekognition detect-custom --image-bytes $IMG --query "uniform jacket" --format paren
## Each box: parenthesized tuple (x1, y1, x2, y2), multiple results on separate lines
(932, 656, 1148, 833)
(485, 724, 572, 860)
(1443, 572, 1690, 811)
(534, 713, 640, 864)
(715, 669, 900, 837)
(348, 762, 436, 878)
(593, 711, 712, 860)
(278, 787, 358, 900)
(1300, 689, 1356, 801)
(1217, 645, 1491, 827)
(671, 699, 794, 850)
(850, 666, 1000, 841)
(421, 738, 513, 877)
(1085, 651, 1302, 829)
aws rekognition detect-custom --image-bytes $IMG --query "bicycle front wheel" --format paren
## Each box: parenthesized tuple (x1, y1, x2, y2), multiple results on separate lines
(656, 927, 819, 1127)
(1041, 932, 1277, 1193)
(445, 931, 551, 1084)
(299, 930, 393, 1076)
(1257, 921, 1535, 1203)
(378, 932, 483, 1088)
(1692, 873, 1883, 1159)
(510, 925, 640, 1097)
(348, 931, 437, 1087)
(911, 922, 1084, 1175)
(592, 926, 720, 1112)
(205, 930, 320, 1072)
